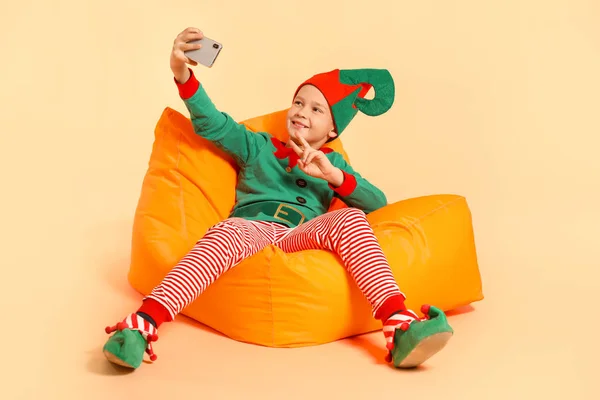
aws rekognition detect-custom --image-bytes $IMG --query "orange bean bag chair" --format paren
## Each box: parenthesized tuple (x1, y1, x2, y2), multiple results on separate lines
(127, 106, 484, 347)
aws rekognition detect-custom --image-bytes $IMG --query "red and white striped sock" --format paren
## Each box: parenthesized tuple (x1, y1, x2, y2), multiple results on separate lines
(382, 309, 420, 350)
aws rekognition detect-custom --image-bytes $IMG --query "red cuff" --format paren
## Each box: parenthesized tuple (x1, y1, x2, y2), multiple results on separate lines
(174, 68, 200, 99)
(137, 298, 173, 327)
(374, 294, 408, 321)
(329, 170, 357, 196)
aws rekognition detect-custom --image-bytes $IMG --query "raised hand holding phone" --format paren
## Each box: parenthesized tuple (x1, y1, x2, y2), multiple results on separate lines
(184, 36, 222, 68)
(170, 27, 223, 84)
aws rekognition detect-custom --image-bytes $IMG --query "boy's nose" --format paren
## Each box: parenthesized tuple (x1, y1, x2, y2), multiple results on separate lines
(296, 109, 308, 118)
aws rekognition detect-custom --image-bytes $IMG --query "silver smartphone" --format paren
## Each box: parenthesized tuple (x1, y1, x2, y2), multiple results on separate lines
(184, 37, 223, 68)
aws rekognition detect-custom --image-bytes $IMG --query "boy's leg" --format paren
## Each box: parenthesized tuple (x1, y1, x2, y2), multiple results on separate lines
(104, 218, 284, 368)
(276, 207, 453, 368)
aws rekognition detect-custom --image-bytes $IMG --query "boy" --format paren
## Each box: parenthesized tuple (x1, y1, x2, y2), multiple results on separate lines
(103, 27, 453, 370)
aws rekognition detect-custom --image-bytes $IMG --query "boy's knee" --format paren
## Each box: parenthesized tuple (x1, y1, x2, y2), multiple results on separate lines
(203, 217, 249, 238)
(337, 207, 368, 221)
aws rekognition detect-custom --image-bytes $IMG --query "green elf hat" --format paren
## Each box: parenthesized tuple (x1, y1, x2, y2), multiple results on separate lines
(293, 68, 395, 137)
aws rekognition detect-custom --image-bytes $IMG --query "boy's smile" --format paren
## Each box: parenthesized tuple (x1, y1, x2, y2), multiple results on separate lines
(286, 84, 337, 149)
(291, 120, 309, 129)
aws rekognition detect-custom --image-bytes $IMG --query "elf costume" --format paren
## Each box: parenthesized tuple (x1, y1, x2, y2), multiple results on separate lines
(103, 68, 453, 369)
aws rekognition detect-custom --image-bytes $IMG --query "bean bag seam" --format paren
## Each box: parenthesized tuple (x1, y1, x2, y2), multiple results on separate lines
(371, 195, 465, 232)
(174, 129, 188, 239)
(412, 196, 465, 225)
(173, 122, 227, 238)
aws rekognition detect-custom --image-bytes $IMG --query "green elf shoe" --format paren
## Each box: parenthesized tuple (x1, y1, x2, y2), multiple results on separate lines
(387, 305, 454, 368)
(103, 313, 159, 369)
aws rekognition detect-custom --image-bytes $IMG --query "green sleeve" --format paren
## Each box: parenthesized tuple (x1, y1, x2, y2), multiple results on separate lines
(178, 73, 268, 167)
(327, 152, 388, 213)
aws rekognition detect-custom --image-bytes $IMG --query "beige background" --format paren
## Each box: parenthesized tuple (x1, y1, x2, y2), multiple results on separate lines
(1, 0, 598, 399)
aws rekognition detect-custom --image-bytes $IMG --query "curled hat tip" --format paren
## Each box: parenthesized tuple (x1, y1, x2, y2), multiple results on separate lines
(340, 68, 395, 116)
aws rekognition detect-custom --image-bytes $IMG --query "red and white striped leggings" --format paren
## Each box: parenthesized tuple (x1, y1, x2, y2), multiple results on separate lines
(146, 207, 406, 322)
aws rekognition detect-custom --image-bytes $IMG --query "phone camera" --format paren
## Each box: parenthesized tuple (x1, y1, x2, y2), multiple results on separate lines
(213, 44, 219, 49)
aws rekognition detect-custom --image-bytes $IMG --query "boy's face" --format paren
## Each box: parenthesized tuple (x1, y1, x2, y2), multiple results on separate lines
(286, 84, 338, 148)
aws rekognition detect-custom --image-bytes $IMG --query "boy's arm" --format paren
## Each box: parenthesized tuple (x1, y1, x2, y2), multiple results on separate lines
(175, 68, 268, 166)
(326, 153, 388, 213)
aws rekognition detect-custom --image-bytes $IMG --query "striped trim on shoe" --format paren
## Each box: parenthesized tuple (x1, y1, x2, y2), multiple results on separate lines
(382, 309, 424, 363)
(383, 309, 421, 350)
(105, 313, 160, 361)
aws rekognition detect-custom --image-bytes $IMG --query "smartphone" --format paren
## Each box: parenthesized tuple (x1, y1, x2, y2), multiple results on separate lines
(184, 37, 223, 68)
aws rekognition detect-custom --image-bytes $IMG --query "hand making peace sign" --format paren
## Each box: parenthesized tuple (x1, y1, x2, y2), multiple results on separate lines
(289, 136, 338, 181)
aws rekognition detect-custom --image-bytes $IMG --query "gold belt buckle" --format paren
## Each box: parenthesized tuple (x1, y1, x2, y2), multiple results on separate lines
(273, 203, 305, 225)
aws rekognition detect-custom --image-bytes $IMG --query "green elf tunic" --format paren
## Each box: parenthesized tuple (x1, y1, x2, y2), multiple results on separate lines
(176, 69, 390, 227)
